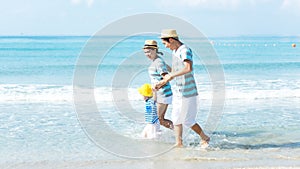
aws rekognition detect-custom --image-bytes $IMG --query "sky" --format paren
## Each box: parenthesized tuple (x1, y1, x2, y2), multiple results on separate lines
(1, 0, 300, 37)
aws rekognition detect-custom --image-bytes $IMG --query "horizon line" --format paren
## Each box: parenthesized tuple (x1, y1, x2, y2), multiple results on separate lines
(0, 34, 299, 38)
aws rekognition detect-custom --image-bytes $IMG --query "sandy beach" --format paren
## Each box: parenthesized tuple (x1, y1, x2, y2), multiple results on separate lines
(4, 160, 299, 169)
(2, 148, 300, 169)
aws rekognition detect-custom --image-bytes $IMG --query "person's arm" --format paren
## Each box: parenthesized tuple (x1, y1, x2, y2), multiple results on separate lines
(152, 89, 157, 102)
(155, 60, 192, 89)
(167, 60, 192, 79)
(157, 59, 171, 76)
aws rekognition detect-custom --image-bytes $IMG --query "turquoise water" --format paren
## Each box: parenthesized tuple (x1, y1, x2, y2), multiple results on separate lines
(1, 36, 300, 166)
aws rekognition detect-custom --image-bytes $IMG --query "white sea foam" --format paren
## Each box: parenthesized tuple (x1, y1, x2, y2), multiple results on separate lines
(0, 84, 72, 103)
(1, 83, 300, 103)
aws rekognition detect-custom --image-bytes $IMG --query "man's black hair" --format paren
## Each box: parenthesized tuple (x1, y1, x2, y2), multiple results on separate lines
(161, 37, 179, 42)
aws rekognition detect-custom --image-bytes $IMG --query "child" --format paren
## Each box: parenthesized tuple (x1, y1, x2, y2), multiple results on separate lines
(143, 40, 173, 130)
(138, 83, 160, 139)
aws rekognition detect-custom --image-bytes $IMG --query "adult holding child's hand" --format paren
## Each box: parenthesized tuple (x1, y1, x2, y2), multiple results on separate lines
(159, 29, 210, 148)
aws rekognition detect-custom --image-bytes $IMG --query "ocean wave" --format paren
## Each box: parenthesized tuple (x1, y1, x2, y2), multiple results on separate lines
(0, 84, 300, 103)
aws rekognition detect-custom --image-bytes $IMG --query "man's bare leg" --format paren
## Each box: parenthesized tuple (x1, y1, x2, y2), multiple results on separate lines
(174, 124, 183, 147)
(191, 123, 210, 146)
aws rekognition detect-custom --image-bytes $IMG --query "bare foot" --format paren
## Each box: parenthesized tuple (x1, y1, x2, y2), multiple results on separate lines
(205, 136, 210, 142)
(160, 120, 174, 130)
(200, 137, 210, 149)
(168, 123, 174, 130)
(200, 141, 209, 148)
(174, 143, 184, 148)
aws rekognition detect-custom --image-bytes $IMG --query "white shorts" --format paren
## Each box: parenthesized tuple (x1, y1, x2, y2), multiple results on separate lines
(157, 96, 172, 105)
(171, 95, 198, 127)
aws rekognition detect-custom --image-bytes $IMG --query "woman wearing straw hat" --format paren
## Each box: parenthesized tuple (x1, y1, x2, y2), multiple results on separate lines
(143, 40, 173, 130)
(156, 29, 210, 148)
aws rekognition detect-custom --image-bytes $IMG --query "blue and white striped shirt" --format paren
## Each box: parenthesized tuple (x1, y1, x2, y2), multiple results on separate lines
(148, 56, 172, 99)
(144, 99, 159, 124)
(172, 44, 198, 98)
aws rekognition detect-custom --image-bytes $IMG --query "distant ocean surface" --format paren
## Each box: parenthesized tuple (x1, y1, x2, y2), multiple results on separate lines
(1, 35, 300, 168)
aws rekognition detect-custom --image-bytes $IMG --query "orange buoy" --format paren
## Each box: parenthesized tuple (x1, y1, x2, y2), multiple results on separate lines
(292, 43, 296, 48)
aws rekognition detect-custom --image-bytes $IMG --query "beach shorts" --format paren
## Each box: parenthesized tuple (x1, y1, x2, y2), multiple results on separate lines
(157, 95, 172, 105)
(171, 95, 198, 127)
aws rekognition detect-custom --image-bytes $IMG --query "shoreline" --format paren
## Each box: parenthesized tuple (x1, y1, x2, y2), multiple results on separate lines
(2, 148, 300, 169)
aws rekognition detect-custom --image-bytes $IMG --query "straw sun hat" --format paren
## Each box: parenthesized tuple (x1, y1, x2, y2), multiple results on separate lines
(160, 29, 179, 39)
(143, 40, 158, 49)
